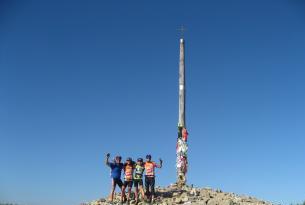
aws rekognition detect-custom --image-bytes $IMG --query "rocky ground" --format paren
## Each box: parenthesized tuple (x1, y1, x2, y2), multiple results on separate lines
(83, 184, 273, 205)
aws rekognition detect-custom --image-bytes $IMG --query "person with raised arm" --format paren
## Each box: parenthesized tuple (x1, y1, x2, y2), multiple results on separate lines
(144, 154, 163, 203)
(105, 153, 124, 202)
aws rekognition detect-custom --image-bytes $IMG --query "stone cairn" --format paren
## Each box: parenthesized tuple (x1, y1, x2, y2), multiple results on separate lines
(82, 184, 273, 205)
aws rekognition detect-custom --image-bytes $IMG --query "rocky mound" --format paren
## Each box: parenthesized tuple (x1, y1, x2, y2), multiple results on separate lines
(84, 184, 273, 205)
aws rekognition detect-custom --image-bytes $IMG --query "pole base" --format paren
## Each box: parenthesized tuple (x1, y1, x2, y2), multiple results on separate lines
(177, 174, 186, 188)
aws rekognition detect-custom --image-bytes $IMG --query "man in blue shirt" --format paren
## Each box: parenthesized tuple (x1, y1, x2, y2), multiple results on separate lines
(105, 153, 124, 202)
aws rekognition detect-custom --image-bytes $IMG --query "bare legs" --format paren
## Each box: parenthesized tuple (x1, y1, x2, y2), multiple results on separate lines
(120, 186, 124, 202)
(109, 180, 116, 202)
(135, 186, 139, 202)
(135, 185, 145, 202)
(122, 184, 132, 201)
(127, 186, 132, 200)
(109, 179, 124, 202)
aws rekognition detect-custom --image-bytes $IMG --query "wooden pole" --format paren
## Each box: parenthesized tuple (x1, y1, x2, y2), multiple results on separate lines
(177, 38, 188, 186)
(178, 38, 185, 128)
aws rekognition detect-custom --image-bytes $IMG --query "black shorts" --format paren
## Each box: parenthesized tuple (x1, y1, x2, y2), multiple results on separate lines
(133, 178, 143, 188)
(123, 180, 133, 187)
(113, 178, 123, 188)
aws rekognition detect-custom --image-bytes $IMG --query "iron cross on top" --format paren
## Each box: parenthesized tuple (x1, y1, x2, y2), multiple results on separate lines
(178, 25, 186, 38)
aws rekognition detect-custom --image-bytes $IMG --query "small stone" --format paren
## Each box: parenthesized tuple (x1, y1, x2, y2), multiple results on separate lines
(129, 200, 136, 204)
(181, 192, 188, 198)
(181, 196, 189, 202)
(173, 192, 180, 197)
(175, 197, 183, 204)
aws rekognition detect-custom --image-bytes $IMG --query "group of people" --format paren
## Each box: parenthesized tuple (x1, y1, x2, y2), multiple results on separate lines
(105, 153, 163, 203)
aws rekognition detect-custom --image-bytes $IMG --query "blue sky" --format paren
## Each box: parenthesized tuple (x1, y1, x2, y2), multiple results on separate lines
(1, 1, 305, 205)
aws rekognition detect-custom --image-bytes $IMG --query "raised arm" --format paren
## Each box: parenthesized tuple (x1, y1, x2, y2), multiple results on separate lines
(156, 158, 163, 168)
(105, 153, 111, 167)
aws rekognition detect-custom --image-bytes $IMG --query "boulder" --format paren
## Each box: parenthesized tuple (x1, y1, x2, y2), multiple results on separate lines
(219, 200, 234, 205)
(207, 199, 219, 205)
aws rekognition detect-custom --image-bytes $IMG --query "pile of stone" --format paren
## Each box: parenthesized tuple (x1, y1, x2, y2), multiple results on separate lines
(83, 184, 273, 205)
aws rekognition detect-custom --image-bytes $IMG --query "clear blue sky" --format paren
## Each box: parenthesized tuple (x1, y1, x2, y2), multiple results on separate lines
(1, 1, 305, 205)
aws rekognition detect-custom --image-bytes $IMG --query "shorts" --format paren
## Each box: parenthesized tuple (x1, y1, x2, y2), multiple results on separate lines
(133, 178, 143, 188)
(123, 180, 133, 188)
(112, 178, 123, 188)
